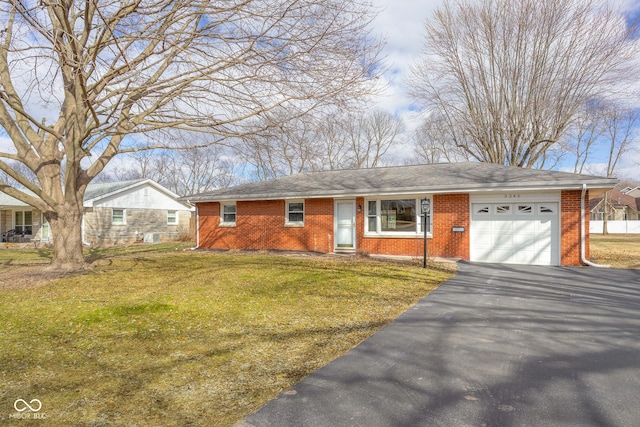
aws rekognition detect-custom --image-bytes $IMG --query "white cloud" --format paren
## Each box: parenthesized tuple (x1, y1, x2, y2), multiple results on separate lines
(368, 0, 442, 128)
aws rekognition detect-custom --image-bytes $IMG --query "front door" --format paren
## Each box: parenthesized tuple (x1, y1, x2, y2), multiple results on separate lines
(335, 200, 356, 251)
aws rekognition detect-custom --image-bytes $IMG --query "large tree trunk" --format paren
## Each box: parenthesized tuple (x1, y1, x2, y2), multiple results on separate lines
(47, 206, 86, 271)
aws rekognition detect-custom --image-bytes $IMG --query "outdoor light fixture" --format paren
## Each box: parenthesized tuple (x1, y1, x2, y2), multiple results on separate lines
(421, 198, 431, 268)
(357, 204, 362, 213)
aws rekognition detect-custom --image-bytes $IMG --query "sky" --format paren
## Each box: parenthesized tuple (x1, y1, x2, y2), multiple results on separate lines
(368, 0, 440, 126)
(1, 0, 639, 181)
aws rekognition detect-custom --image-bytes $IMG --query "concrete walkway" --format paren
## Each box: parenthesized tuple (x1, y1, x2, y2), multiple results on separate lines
(238, 263, 640, 427)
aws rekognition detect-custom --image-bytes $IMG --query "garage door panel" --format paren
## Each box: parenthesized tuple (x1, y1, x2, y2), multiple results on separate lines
(471, 201, 559, 266)
(514, 233, 536, 246)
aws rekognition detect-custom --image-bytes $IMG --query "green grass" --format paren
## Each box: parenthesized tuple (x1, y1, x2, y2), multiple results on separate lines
(0, 242, 194, 266)
(591, 234, 640, 269)
(0, 248, 452, 426)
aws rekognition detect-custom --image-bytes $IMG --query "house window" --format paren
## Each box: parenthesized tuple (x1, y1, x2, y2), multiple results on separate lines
(167, 210, 178, 225)
(365, 197, 431, 236)
(367, 200, 377, 232)
(112, 209, 126, 224)
(220, 203, 236, 226)
(286, 200, 304, 226)
(14, 211, 33, 234)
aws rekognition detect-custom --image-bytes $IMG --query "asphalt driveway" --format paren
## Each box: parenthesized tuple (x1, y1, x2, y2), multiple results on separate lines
(238, 262, 640, 427)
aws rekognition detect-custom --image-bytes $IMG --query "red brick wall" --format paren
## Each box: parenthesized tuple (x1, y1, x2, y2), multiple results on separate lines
(198, 199, 334, 252)
(432, 193, 470, 260)
(198, 191, 587, 265)
(561, 189, 588, 266)
(356, 194, 470, 260)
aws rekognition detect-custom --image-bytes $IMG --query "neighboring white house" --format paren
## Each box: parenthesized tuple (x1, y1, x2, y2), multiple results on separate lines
(1, 179, 194, 245)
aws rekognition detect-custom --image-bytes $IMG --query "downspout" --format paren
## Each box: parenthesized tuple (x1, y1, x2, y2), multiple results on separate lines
(581, 184, 609, 268)
(188, 203, 199, 250)
(195, 204, 200, 249)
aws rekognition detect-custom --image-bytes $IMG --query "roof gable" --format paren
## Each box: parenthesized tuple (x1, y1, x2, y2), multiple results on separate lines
(83, 179, 148, 202)
(84, 179, 187, 207)
(1, 179, 191, 210)
(184, 163, 618, 203)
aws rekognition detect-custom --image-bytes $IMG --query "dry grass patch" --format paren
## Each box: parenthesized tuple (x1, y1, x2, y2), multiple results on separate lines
(0, 249, 452, 426)
(590, 234, 640, 269)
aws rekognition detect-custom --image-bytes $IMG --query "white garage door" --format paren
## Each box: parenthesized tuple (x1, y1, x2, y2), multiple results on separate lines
(470, 202, 559, 265)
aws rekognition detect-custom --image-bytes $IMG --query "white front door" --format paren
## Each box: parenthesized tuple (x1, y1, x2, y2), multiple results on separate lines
(335, 200, 356, 251)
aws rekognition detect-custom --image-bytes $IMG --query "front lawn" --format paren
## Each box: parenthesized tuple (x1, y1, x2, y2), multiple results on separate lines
(0, 247, 452, 426)
(590, 234, 640, 269)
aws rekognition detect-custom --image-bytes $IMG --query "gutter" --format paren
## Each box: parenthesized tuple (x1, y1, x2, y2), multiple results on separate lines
(581, 184, 609, 268)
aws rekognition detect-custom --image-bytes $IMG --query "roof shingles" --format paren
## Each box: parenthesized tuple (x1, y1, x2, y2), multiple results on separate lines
(184, 163, 618, 202)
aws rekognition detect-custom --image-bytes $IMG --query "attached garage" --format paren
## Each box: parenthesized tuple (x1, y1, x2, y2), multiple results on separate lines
(470, 193, 560, 265)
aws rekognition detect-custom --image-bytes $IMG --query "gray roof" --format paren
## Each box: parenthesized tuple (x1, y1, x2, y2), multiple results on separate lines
(183, 162, 619, 203)
(83, 179, 148, 202)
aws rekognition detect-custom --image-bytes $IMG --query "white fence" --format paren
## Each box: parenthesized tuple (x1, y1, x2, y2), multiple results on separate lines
(590, 220, 640, 234)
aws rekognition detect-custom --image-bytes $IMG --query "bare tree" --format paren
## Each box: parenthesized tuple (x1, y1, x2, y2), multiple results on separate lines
(234, 108, 405, 179)
(565, 102, 607, 174)
(411, 111, 472, 164)
(110, 150, 166, 183)
(0, 0, 382, 270)
(233, 114, 318, 180)
(409, 0, 639, 168)
(602, 106, 639, 178)
(110, 144, 237, 195)
(161, 146, 237, 196)
(346, 110, 404, 168)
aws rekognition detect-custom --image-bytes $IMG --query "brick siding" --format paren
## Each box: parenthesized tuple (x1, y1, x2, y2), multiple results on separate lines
(197, 191, 588, 266)
(356, 194, 470, 259)
(561, 189, 588, 266)
(198, 199, 334, 252)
